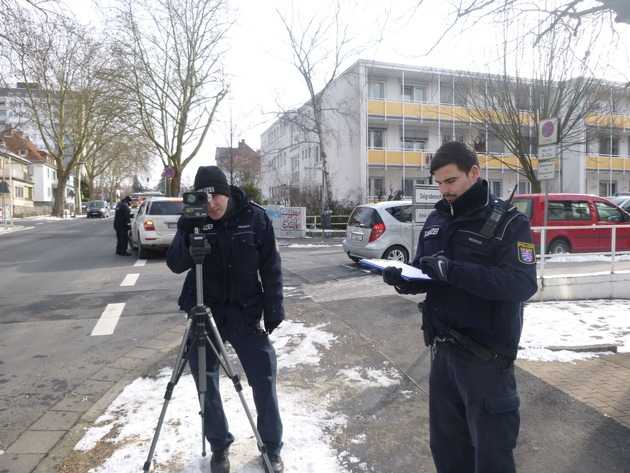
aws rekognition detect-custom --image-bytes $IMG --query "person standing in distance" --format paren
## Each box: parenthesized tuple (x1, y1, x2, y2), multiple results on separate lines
(166, 166, 285, 473)
(383, 141, 537, 473)
(113, 196, 132, 256)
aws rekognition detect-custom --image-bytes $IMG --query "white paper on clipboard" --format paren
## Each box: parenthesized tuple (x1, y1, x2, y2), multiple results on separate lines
(358, 258, 432, 281)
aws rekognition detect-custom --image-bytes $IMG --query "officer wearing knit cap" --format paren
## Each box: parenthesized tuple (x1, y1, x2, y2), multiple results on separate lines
(167, 165, 285, 473)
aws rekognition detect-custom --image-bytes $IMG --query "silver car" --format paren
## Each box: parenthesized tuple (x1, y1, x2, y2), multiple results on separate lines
(342, 200, 422, 264)
(129, 197, 183, 258)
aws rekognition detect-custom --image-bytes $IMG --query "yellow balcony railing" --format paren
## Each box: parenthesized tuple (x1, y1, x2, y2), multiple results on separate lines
(585, 114, 630, 129)
(368, 100, 534, 125)
(368, 149, 539, 169)
(586, 155, 630, 171)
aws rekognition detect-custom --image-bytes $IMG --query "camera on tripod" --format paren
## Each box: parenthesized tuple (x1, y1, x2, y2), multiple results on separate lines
(182, 191, 209, 220)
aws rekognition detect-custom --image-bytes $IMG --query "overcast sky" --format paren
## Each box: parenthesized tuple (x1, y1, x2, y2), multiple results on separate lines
(62, 0, 630, 186)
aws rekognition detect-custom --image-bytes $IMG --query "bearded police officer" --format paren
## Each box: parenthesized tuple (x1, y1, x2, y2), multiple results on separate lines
(383, 142, 537, 473)
(166, 166, 284, 473)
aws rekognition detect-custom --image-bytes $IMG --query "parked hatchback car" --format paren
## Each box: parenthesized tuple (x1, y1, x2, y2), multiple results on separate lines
(86, 200, 110, 218)
(512, 193, 630, 254)
(342, 200, 421, 263)
(129, 197, 183, 257)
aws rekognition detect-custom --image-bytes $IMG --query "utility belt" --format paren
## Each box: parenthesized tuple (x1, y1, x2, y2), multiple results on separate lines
(433, 328, 511, 363)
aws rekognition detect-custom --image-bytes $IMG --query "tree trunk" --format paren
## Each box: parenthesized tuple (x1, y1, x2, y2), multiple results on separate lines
(52, 182, 66, 217)
(532, 178, 542, 193)
(170, 172, 181, 196)
(88, 178, 95, 200)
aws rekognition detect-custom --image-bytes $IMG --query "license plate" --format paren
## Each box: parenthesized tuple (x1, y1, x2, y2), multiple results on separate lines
(167, 222, 177, 229)
(352, 233, 363, 241)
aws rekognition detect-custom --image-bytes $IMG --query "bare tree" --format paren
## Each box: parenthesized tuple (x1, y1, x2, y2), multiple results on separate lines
(425, 0, 628, 54)
(6, 12, 126, 216)
(113, 0, 230, 196)
(83, 129, 153, 199)
(463, 30, 604, 192)
(277, 3, 355, 213)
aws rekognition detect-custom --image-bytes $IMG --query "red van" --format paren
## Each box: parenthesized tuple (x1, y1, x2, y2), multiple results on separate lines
(511, 193, 630, 253)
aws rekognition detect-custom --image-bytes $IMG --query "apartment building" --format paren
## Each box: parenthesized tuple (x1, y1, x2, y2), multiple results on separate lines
(260, 60, 630, 205)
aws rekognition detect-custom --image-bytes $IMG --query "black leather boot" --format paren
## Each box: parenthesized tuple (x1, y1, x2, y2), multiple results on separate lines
(210, 448, 230, 473)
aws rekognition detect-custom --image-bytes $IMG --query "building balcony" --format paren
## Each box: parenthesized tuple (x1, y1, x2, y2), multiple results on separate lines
(586, 155, 630, 171)
(368, 149, 535, 169)
(367, 99, 533, 125)
(584, 114, 630, 129)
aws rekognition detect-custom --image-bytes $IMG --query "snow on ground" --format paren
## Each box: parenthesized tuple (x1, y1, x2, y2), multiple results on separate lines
(520, 299, 630, 362)
(73, 320, 394, 473)
(337, 366, 399, 388)
(547, 253, 630, 263)
(0, 225, 33, 234)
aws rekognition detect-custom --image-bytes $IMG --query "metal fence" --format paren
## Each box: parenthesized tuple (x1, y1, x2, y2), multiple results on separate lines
(306, 214, 349, 230)
(532, 224, 630, 278)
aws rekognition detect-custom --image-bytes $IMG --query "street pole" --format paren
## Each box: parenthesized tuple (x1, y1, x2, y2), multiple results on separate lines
(8, 152, 13, 225)
(229, 109, 234, 186)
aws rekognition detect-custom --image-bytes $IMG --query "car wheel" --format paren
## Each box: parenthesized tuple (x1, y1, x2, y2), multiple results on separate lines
(382, 245, 409, 263)
(548, 239, 570, 254)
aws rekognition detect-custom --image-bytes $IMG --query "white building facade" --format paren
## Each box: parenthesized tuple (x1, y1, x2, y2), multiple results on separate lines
(260, 60, 630, 205)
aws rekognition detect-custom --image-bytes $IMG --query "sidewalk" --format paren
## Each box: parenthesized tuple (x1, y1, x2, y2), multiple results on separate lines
(518, 353, 630, 429)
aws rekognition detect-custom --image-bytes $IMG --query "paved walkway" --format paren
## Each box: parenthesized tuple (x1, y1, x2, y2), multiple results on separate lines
(518, 353, 630, 429)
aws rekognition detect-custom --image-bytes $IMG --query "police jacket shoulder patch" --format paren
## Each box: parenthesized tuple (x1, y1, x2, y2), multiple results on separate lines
(517, 241, 536, 264)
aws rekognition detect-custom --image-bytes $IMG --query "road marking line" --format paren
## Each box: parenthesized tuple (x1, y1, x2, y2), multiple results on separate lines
(120, 273, 139, 287)
(91, 303, 125, 336)
(134, 259, 147, 267)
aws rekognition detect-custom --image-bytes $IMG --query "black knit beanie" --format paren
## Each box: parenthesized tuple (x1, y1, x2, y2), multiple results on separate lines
(193, 166, 230, 196)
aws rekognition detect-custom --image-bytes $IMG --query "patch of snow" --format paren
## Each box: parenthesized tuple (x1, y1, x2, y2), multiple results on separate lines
(520, 300, 630, 362)
(337, 367, 400, 388)
(274, 320, 336, 369)
(547, 254, 630, 263)
(74, 320, 350, 473)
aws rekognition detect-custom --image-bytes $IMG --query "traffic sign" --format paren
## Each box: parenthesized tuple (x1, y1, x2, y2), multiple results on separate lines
(538, 118, 558, 146)
(413, 184, 441, 223)
(538, 144, 557, 161)
(162, 166, 175, 178)
(538, 159, 555, 180)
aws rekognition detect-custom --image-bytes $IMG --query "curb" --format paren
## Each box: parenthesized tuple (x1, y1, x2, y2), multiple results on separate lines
(0, 325, 186, 473)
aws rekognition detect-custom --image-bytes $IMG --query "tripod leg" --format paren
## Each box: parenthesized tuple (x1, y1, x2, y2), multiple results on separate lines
(196, 323, 208, 458)
(143, 319, 192, 472)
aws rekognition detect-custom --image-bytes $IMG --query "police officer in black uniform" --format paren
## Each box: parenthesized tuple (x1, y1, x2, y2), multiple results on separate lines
(114, 196, 131, 256)
(383, 142, 537, 473)
(166, 166, 285, 473)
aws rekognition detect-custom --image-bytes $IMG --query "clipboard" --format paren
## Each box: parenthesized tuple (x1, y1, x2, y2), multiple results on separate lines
(358, 258, 433, 281)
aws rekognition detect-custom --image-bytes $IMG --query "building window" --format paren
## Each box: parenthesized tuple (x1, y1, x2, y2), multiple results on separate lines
(488, 135, 505, 154)
(490, 180, 503, 197)
(370, 177, 384, 198)
(402, 137, 426, 150)
(368, 81, 385, 99)
(402, 85, 426, 103)
(599, 181, 617, 197)
(368, 128, 385, 148)
(518, 180, 531, 194)
(15, 186, 24, 198)
(599, 135, 620, 156)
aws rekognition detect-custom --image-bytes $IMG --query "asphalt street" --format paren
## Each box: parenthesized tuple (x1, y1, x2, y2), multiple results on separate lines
(1, 220, 629, 472)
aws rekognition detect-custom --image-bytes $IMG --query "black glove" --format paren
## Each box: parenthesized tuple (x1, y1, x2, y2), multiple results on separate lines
(419, 255, 451, 282)
(178, 217, 197, 235)
(265, 319, 281, 335)
(383, 266, 404, 286)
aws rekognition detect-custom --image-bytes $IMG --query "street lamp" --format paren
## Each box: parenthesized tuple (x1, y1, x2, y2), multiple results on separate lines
(76, 160, 84, 215)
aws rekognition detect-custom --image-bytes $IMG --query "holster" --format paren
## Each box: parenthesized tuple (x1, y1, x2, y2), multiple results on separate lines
(418, 302, 434, 347)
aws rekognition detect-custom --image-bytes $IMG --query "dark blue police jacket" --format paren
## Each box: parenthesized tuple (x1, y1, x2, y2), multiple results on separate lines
(413, 179, 537, 359)
(166, 186, 284, 327)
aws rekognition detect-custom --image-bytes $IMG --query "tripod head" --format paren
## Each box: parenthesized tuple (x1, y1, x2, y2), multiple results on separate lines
(189, 229, 212, 265)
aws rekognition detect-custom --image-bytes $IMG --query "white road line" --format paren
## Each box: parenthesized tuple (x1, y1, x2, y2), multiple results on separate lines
(91, 303, 125, 336)
(134, 259, 147, 267)
(120, 273, 139, 287)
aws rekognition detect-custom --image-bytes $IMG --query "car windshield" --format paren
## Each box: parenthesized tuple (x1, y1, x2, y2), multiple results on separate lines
(147, 201, 183, 215)
(348, 207, 382, 227)
(88, 201, 105, 208)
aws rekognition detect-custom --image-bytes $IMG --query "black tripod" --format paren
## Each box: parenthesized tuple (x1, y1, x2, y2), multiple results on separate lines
(143, 229, 274, 472)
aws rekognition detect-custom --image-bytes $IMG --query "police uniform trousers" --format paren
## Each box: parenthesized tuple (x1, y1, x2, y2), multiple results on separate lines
(115, 228, 129, 255)
(430, 341, 519, 473)
(188, 306, 283, 456)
